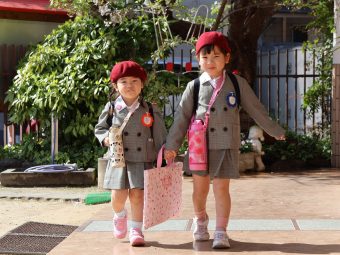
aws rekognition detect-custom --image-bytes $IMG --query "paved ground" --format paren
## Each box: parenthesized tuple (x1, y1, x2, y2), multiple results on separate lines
(1, 168, 340, 254)
(0, 186, 108, 237)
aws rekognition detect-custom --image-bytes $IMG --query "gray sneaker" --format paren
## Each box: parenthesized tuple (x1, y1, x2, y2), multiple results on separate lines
(212, 231, 230, 249)
(192, 216, 210, 241)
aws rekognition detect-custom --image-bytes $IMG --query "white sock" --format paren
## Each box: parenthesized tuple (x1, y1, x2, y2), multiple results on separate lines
(130, 220, 143, 229)
(113, 208, 126, 218)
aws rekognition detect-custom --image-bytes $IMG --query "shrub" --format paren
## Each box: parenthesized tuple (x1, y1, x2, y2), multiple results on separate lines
(0, 134, 106, 169)
(263, 130, 331, 163)
(6, 15, 157, 144)
(240, 133, 253, 153)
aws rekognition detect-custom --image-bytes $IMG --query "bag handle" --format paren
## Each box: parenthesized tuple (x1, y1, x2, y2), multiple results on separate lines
(156, 145, 164, 168)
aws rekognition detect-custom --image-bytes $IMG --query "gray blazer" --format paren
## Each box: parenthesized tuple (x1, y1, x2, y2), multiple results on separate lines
(95, 100, 167, 162)
(165, 73, 285, 151)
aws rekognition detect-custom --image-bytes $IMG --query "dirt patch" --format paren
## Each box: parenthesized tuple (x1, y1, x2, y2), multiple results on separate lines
(0, 186, 110, 237)
(0, 199, 109, 237)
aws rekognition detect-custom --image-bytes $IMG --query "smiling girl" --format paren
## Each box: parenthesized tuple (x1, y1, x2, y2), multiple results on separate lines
(164, 32, 285, 249)
(95, 60, 167, 246)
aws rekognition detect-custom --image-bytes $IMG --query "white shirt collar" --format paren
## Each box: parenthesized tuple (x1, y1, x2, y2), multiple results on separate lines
(114, 96, 139, 113)
(199, 71, 225, 88)
(199, 72, 211, 85)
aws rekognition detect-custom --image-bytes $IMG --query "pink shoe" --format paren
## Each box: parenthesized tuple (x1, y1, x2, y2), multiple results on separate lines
(113, 214, 127, 239)
(129, 228, 145, 246)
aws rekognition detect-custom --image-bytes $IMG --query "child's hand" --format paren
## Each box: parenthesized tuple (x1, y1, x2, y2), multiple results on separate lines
(103, 137, 110, 147)
(275, 134, 286, 141)
(164, 150, 177, 162)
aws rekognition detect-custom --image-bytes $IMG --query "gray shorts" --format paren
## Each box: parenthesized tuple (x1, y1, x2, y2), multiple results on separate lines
(183, 149, 240, 179)
(103, 160, 153, 190)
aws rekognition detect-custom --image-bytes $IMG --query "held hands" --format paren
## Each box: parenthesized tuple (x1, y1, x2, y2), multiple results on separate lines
(164, 149, 177, 162)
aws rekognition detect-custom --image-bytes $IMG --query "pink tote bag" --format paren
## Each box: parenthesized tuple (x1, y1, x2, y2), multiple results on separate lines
(143, 146, 183, 229)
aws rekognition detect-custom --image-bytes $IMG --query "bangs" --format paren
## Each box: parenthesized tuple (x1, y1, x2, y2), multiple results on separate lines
(200, 44, 227, 55)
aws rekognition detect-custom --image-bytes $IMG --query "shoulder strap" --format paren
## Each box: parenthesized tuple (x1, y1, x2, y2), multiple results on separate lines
(146, 102, 154, 139)
(227, 72, 241, 108)
(193, 78, 200, 115)
(107, 101, 154, 138)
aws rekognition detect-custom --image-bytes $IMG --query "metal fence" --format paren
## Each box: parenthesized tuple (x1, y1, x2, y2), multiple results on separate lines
(155, 44, 200, 118)
(255, 46, 330, 134)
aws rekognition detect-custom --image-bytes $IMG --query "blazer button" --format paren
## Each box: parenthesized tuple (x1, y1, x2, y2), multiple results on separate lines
(124, 131, 129, 136)
(224, 107, 228, 111)
(137, 147, 141, 151)
(137, 132, 141, 137)
(211, 107, 215, 112)
(124, 148, 129, 152)
(223, 127, 228, 131)
(210, 127, 215, 132)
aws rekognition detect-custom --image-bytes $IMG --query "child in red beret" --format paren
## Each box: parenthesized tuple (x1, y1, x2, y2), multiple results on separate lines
(164, 31, 285, 249)
(95, 60, 167, 246)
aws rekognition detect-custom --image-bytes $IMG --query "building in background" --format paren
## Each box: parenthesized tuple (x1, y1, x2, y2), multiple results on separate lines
(0, 0, 69, 145)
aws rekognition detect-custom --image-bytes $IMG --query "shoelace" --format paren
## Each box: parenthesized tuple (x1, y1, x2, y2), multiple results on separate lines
(197, 224, 207, 232)
(214, 232, 226, 240)
(130, 229, 144, 237)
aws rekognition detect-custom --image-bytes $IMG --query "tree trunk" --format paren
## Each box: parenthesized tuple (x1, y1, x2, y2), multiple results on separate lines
(211, 0, 229, 31)
(228, 0, 277, 85)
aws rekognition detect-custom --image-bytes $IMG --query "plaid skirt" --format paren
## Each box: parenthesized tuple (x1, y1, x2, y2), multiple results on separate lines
(183, 149, 240, 179)
(103, 160, 153, 190)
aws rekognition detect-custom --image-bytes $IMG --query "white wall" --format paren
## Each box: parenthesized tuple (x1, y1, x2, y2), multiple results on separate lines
(0, 19, 62, 45)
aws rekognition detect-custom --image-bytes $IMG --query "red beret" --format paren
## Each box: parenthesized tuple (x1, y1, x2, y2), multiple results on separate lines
(110, 60, 147, 83)
(195, 31, 231, 55)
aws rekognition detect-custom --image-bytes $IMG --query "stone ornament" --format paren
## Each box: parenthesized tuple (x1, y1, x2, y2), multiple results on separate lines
(248, 125, 266, 171)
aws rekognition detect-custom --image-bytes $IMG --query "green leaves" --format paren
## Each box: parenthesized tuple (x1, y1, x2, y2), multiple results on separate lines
(4, 2, 188, 168)
(263, 130, 331, 162)
(6, 15, 156, 143)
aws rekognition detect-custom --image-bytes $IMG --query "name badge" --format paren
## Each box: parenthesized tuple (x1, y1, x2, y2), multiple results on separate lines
(141, 112, 154, 127)
(226, 92, 237, 108)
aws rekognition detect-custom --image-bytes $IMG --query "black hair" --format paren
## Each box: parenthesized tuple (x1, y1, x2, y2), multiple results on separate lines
(138, 90, 147, 108)
(108, 84, 119, 102)
(200, 44, 228, 55)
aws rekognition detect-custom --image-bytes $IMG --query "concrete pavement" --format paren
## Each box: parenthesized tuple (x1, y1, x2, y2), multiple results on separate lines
(45, 169, 340, 255)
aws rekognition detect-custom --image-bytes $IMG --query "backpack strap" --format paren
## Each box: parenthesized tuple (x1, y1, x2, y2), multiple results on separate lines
(193, 78, 200, 115)
(146, 101, 154, 139)
(227, 72, 241, 108)
(106, 101, 115, 127)
(192, 73, 241, 114)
